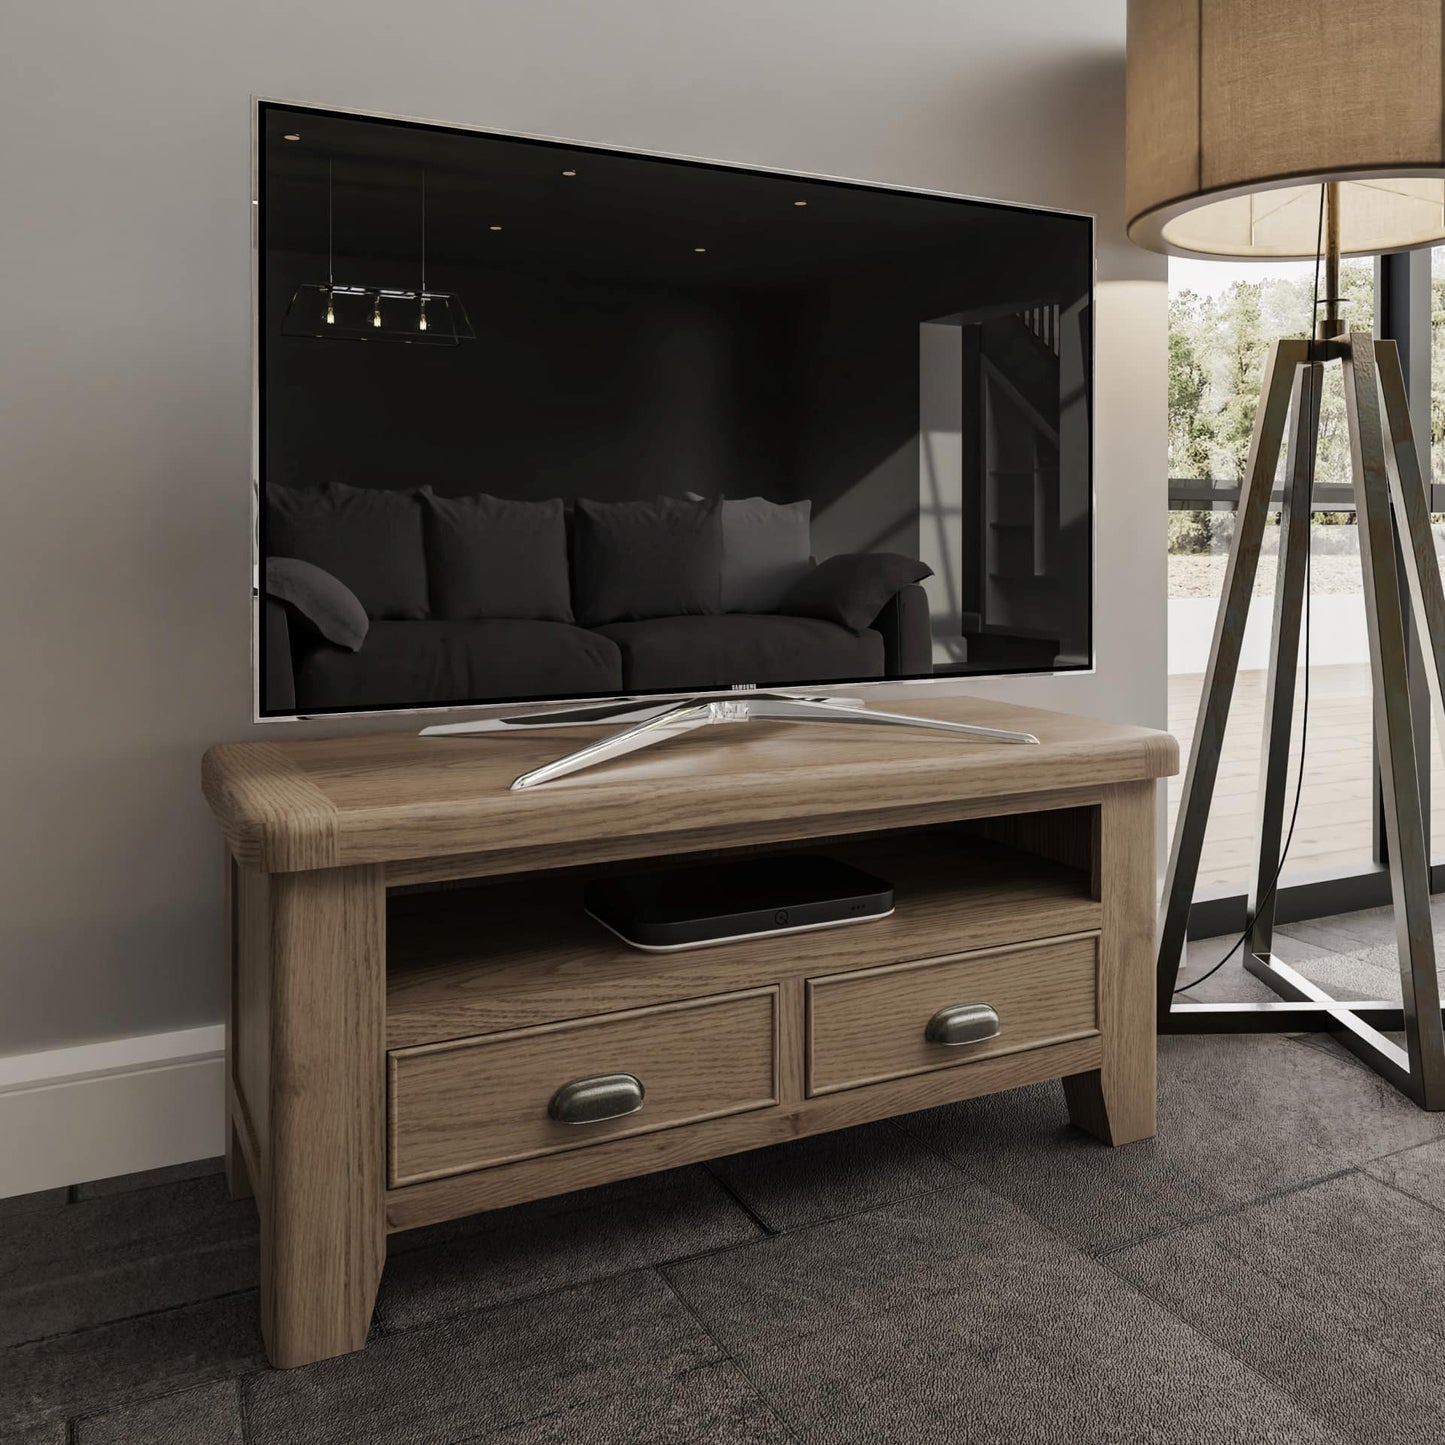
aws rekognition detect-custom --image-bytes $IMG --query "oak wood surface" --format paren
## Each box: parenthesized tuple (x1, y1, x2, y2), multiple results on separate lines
(232, 861, 271, 1162)
(777, 977, 807, 1106)
(211, 697, 1176, 1367)
(223, 858, 253, 1203)
(1064, 781, 1158, 1145)
(202, 696, 1177, 875)
(384, 1033, 1105, 1231)
(384, 832, 1100, 1048)
(388, 988, 778, 1187)
(963, 806, 1099, 891)
(384, 787, 1107, 888)
(262, 864, 387, 1368)
(806, 933, 1100, 1095)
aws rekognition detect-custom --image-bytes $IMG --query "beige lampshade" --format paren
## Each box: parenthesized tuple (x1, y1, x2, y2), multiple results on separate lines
(1126, 0, 1445, 258)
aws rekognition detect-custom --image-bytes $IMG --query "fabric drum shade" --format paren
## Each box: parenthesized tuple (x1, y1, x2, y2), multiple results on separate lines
(1126, 0, 1445, 258)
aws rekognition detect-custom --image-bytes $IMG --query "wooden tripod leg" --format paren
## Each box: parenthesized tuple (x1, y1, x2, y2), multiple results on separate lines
(1247, 363, 1323, 959)
(1343, 334, 1445, 1107)
(1157, 339, 1308, 1014)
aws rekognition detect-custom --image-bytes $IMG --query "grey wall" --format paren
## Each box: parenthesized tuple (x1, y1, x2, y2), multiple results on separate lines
(0, 0, 1166, 1055)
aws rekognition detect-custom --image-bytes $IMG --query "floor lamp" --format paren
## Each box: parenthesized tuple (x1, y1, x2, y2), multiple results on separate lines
(1126, 0, 1445, 1106)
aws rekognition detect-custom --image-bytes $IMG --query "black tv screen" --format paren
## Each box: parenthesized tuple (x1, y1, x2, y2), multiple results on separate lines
(255, 100, 1093, 718)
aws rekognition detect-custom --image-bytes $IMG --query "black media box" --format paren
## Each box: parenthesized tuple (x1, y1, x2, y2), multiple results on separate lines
(582, 853, 894, 952)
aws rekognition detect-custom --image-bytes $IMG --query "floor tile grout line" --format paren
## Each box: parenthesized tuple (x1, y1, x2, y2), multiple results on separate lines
(2, 1286, 261, 1354)
(1091, 1251, 1356, 1445)
(391, 1163, 984, 1330)
(646, 1275, 806, 1445)
(0, 1233, 262, 1325)
(453, 1359, 804, 1445)
(766, 1178, 968, 1236)
(13, 1365, 258, 1441)
(1355, 1132, 1445, 1171)
(33, 1264, 729, 1443)
(924, 1152, 1118, 1264)
(1092, 1166, 1362, 1261)
(891, 1105, 1403, 1268)
(888, 1113, 978, 1177)
(699, 1162, 779, 1236)
(234, 1374, 253, 1445)
(666, 1161, 986, 1250)
(372, 1253, 756, 1343)
(651, 1259, 741, 1368)
(1360, 1168, 1445, 1221)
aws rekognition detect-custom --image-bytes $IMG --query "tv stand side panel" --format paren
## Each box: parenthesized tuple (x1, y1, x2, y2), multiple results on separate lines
(226, 858, 389, 1369)
(1064, 780, 1157, 1145)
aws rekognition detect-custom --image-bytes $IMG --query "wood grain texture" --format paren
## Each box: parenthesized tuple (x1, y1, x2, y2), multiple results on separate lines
(225, 1107, 254, 1203)
(202, 742, 339, 871)
(263, 864, 386, 1368)
(227, 1078, 262, 1207)
(777, 978, 807, 1106)
(807, 934, 1100, 1095)
(201, 697, 1177, 875)
(1065, 781, 1157, 1145)
(211, 698, 1175, 1365)
(232, 861, 271, 1159)
(223, 857, 252, 1203)
(962, 806, 1098, 885)
(384, 1034, 1105, 1231)
(385, 833, 1101, 1048)
(383, 788, 1108, 888)
(388, 989, 777, 1187)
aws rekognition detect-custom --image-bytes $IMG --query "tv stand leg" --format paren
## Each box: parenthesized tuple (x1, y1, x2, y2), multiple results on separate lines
(261, 865, 387, 1367)
(1065, 782, 1157, 1146)
(504, 695, 1040, 790)
(225, 1114, 253, 1203)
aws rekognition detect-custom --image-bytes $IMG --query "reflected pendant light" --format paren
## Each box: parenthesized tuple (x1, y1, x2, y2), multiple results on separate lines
(280, 158, 475, 345)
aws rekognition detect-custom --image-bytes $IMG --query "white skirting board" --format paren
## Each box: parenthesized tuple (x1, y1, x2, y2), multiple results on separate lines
(0, 1025, 225, 1198)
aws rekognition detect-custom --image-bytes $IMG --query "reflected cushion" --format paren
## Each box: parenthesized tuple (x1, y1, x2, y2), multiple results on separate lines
(266, 482, 428, 620)
(596, 614, 884, 691)
(265, 556, 369, 652)
(779, 553, 933, 633)
(685, 494, 813, 613)
(422, 491, 572, 622)
(571, 496, 723, 626)
(293, 619, 623, 711)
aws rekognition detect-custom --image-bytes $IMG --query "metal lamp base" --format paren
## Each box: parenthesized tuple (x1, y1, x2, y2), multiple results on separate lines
(1158, 330, 1445, 1108)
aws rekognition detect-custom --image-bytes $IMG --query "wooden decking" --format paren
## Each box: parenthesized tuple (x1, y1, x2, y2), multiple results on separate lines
(1167, 664, 1445, 892)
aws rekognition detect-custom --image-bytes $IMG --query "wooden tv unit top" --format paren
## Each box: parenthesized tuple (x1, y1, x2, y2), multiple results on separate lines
(202, 694, 1177, 1369)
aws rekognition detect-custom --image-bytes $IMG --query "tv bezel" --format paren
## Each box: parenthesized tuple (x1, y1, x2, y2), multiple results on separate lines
(252, 96, 1096, 723)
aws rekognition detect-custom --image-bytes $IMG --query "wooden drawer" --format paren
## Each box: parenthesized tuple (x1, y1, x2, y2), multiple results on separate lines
(388, 988, 778, 1187)
(806, 934, 1098, 1096)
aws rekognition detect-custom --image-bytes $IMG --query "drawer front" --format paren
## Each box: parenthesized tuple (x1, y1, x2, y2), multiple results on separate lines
(389, 988, 777, 1187)
(806, 934, 1098, 1096)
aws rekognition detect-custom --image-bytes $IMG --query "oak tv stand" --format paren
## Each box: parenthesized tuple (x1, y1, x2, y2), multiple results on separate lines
(201, 695, 1177, 1368)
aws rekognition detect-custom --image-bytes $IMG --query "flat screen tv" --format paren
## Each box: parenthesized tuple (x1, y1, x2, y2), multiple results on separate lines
(255, 100, 1093, 721)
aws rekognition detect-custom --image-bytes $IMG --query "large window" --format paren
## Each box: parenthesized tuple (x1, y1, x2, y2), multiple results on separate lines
(1166, 257, 1380, 895)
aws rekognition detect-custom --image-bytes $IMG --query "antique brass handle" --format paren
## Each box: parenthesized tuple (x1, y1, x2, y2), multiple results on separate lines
(547, 1073, 646, 1124)
(924, 1004, 1001, 1046)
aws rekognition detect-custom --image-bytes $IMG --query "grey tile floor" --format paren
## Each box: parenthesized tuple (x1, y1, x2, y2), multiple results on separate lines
(5, 902, 1445, 1443)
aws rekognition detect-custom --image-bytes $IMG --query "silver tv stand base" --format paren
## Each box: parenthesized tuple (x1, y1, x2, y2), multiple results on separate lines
(421, 692, 1040, 791)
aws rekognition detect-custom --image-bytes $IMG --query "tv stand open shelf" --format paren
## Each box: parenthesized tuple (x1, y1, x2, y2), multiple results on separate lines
(202, 695, 1176, 1368)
